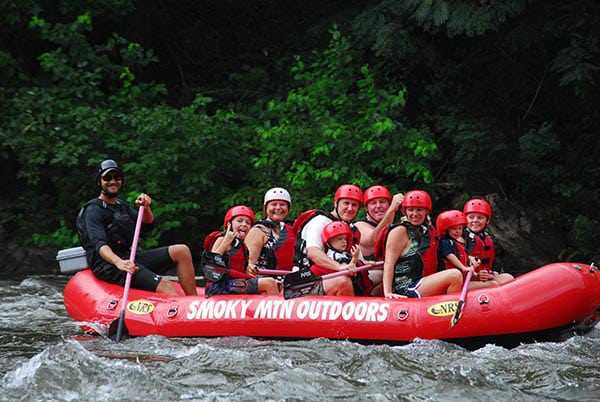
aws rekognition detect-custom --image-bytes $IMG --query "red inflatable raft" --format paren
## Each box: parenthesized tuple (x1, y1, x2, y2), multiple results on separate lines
(64, 262, 600, 346)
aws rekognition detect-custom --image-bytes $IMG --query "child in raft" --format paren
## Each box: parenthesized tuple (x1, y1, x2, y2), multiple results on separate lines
(321, 221, 361, 266)
(436, 209, 489, 288)
(319, 220, 379, 294)
(203, 205, 279, 296)
(462, 198, 514, 286)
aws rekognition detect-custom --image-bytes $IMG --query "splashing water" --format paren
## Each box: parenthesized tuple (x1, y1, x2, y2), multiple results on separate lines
(1, 275, 599, 401)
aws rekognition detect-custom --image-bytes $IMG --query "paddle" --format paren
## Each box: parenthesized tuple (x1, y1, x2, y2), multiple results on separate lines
(450, 269, 473, 327)
(257, 269, 293, 276)
(283, 261, 383, 299)
(112, 205, 144, 342)
(202, 251, 293, 282)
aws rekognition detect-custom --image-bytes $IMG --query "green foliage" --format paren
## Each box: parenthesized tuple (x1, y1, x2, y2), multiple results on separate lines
(551, 34, 600, 97)
(31, 219, 79, 248)
(354, 0, 527, 40)
(252, 27, 436, 212)
(1, 14, 251, 244)
(1, 1, 599, 264)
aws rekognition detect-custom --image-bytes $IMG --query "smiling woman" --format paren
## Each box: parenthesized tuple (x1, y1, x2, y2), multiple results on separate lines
(382, 190, 463, 300)
(244, 187, 297, 274)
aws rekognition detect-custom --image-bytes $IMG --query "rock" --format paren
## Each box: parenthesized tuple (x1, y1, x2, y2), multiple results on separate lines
(0, 232, 57, 276)
(487, 194, 566, 274)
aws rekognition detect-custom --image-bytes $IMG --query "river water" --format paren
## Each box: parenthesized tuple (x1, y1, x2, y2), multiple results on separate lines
(1, 274, 599, 401)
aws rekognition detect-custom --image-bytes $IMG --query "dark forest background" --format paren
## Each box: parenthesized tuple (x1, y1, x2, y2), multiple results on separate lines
(1, 0, 598, 266)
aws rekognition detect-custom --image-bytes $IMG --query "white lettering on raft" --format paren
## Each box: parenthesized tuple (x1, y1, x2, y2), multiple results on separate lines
(187, 299, 390, 322)
(253, 300, 294, 319)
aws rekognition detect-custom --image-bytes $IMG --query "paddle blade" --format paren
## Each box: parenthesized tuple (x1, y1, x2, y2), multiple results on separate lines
(201, 251, 229, 282)
(108, 311, 129, 342)
(450, 300, 465, 327)
(283, 269, 323, 299)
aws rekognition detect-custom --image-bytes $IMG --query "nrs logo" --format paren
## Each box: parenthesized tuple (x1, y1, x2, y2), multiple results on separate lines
(427, 301, 458, 316)
(127, 299, 155, 315)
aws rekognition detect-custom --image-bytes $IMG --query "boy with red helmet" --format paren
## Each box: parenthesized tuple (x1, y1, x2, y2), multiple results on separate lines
(436, 210, 480, 281)
(321, 221, 361, 268)
(463, 198, 514, 286)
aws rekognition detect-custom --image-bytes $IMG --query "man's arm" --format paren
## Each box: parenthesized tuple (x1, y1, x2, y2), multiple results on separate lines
(99, 245, 136, 273)
(303, 217, 344, 271)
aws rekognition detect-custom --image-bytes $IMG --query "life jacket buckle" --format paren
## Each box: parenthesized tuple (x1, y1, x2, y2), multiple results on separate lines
(478, 294, 490, 305)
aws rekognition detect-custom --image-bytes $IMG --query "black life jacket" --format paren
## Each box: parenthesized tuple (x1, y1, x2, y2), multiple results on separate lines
(376, 221, 436, 292)
(253, 220, 296, 270)
(76, 198, 137, 254)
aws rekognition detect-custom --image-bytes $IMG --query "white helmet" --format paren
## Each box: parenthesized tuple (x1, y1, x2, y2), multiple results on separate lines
(264, 187, 292, 206)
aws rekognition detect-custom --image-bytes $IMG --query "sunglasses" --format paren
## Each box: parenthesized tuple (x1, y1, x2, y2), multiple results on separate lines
(102, 173, 123, 182)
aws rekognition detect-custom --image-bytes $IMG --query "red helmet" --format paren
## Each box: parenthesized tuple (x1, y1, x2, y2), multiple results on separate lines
(334, 184, 363, 205)
(402, 190, 432, 212)
(223, 205, 255, 228)
(463, 198, 492, 219)
(363, 185, 392, 205)
(321, 221, 353, 249)
(436, 210, 467, 235)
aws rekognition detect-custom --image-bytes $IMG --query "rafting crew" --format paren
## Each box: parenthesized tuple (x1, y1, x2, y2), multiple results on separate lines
(76, 160, 197, 296)
(380, 190, 464, 299)
(354, 185, 404, 295)
(462, 198, 514, 286)
(203, 205, 279, 296)
(76, 162, 515, 299)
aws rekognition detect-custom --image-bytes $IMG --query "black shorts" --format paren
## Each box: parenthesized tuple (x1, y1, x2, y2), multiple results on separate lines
(205, 277, 259, 297)
(92, 246, 174, 292)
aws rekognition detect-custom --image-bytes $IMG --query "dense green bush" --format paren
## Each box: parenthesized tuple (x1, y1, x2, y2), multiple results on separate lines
(0, 1, 598, 262)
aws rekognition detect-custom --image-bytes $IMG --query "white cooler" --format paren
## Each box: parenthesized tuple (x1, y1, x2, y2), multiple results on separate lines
(56, 246, 88, 273)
